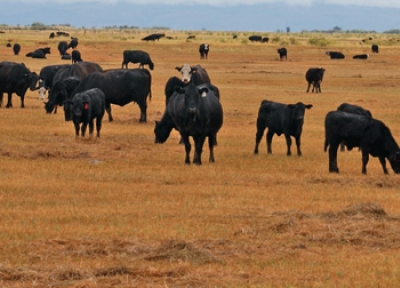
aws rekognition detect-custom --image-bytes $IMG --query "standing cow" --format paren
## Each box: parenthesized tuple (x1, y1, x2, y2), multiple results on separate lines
(13, 43, 21, 55)
(199, 44, 209, 59)
(71, 50, 83, 63)
(64, 88, 105, 138)
(58, 41, 69, 56)
(305, 67, 325, 93)
(324, 111, 400, 174)
(277, 48, 287, 61)
(155, 84, 223, 165)
(254, 100, 312, 156)
(371, 44, 379, 53)
(0, 61, 39, 108)
(121, 50, 154, 70)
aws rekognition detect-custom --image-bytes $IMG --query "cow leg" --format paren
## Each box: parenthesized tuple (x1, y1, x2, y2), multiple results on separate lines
(74, 123, 80, 137)
(88, 119, 94, 137)
(328, 144, 340, 173)
(6, 92, 12, 108)
(266, 130, 275, 154)
(361, 150, 370, 174)
(20, 95, 25, 108)
(340, 142, 345, 152)
(193, 136, 206, 165)
(139, 103, 147, 123)
(208, 135, 216, 163)
(105, 103, 113, 122)
(182, 134, 191, 164)
(295, 135, 302, 156)
(96, 117, 103, 138)
(306, 82, 311, 93)
(81, 122, 88, 137)
(378, 156, 389, 175)
(285, 133, 292, 156)
(254, 124, 265, 154)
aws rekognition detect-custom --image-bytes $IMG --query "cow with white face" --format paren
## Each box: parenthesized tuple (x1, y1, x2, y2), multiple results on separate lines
(175, 64, 211, 85)
(38, 82, 47, 100)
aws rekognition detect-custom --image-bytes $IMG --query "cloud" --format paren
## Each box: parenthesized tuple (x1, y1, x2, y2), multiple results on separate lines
(3, 0, 400, 8)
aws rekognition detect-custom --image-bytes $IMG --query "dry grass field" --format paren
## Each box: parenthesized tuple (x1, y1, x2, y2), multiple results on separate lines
(0, 29, 400, 287)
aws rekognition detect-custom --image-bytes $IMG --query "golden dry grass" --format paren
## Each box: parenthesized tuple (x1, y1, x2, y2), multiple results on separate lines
(0, 29, 399, 287)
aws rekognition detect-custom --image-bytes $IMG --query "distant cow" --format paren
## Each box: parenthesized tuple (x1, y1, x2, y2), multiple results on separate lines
(6, 42, 11, 48)
(12, 43, 21, 55)
(64, 88, 105, 138)
(199, 43, 209, 59)
(154, 84, 223, 165)
(58, 41, 69, 56)
(336, 103, 372, 151)
(186, 35, 196, 40)
(68, 38, 78, 49)
(25, 47, 51, 59)
(141, 33, 165, 41)
(0, 61, 39, 108)
(61, 53, 71, 60)
(49, 32, 55, 39)
(72, 68, 152, 122)
(262, 37, 269, 43)
(371, 44, 379, 53)
(249, 35, 262, 42)
(121, 50, 154, 70)
(71, 50, 83, 63)
(56, 31, 70, 37)
(326, 51, 345, 59)
(305, 67, 325, 93)
(353, 54, 369, 60)
(254, 100, 313, 156)
(277, 48, 287, 61)
(175, 64, 211, 85)
(324, 111, 400, 174)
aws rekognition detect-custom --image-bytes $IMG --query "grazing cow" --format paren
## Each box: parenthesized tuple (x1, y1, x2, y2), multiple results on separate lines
(371, 44, 379, 53)
(326, 51, 345, 59)
(13, 43, 21, 55)
(154, 84, 223, 165)
(353, 54, 369, 59)
(199, 43, 210, 59)
(25, 47, 51, 59)
(0, 61, 39, 108)
(71, 50, 83, 63)
(324, 111, 400, 174)
(72, 68, 152, 122)
(277, 48, 287, 61)
(56, 31, 70, 37)
(49, 32, 55, 39)
(305, 67, 325, 93)
(6, 43, 11, 48)
(262, 37, 269, 43)
(336, 103, 372, 151)
(64, 88, 105, 138)
(37, 64, 70, 100)
(68, 38, 78, 49)
(121, 50, 154, 70)
(233, 34, 238, 39)
(249, 35, 262, 42)
(141, 33, 165, 41)
(45, 62, 103, 113)
(58, 41, 69, 56)
(46, 77, 81, 113)
(175, 64, 211, 85)
(254, 100, 313, 156)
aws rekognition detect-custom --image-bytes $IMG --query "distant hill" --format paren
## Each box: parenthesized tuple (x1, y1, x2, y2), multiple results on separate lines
(1, 2, 400, 32)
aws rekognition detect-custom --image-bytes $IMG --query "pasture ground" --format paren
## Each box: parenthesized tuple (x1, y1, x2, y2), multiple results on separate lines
(0, 29, 400, 287)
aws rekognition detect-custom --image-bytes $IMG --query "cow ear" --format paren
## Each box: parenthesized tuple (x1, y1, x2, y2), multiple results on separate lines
(192, 67, 198, 73)
(199, 87, 209, 96)
(175, 66, 182, 71)
(305, 104, 313, 109)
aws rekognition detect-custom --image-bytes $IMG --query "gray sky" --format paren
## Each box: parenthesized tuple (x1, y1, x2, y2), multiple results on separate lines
(4, 0, 400, 7)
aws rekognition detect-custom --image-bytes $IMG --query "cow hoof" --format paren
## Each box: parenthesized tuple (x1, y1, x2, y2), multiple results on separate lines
(329, 168, 339, 173)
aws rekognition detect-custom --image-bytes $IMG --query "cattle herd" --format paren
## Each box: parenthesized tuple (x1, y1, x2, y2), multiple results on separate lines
(0, 38, 399, 175)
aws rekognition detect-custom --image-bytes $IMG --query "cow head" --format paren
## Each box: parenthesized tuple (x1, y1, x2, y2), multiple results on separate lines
(176, 64, 193, 84)
(28, 72, 39, 91)
(149, 62, 154, 70)
(288, 102, 313, 121)
(181, 84, 207, 120)
(72, 93, 90, 118)
(154, 121, 171, 144)
(389, 151, 400, 174)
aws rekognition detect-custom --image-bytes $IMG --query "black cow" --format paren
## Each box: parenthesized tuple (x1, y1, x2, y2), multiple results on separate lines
(45, 62, 103, 113)
(353, 54, 369, 59)
(46, 77, 81, 114)
(58, 41, 69, 56)
(68, 38, 78, 49)
(72, 68, 152, 122)
(326, 51, 345, 59)
(64, 88, 105, 138)
(305, 67, 325, 93)
(25, 47, 51, 59)
(6, 42, 11, 48)
(154, 84, 223, 165)
(141, 33, 165, 41)
(277, 48, 287, 61)
(49, 32, 55, 39)
(72, 50, 83, 63)
(0, 61, 39, 108)
(13, 43, 21, 55)
(249, 35, 262, 42)
(254, 100, 313, 156)
(324, 111, 400, 174)
(371, 44, 379, 53)
(199, 43, 210, 59)
(37, 64, 70, 100)
(262, 37, 269, 43)
(61, 53, 71, 60)
(175, 64, 211, 85)
(336, 103, 372, 151)
(56, 31, 70, 37)
(121, 50, 154, 70)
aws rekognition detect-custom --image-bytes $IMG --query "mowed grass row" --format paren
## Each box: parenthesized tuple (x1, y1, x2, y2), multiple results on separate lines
(0, 30, 399, 286)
